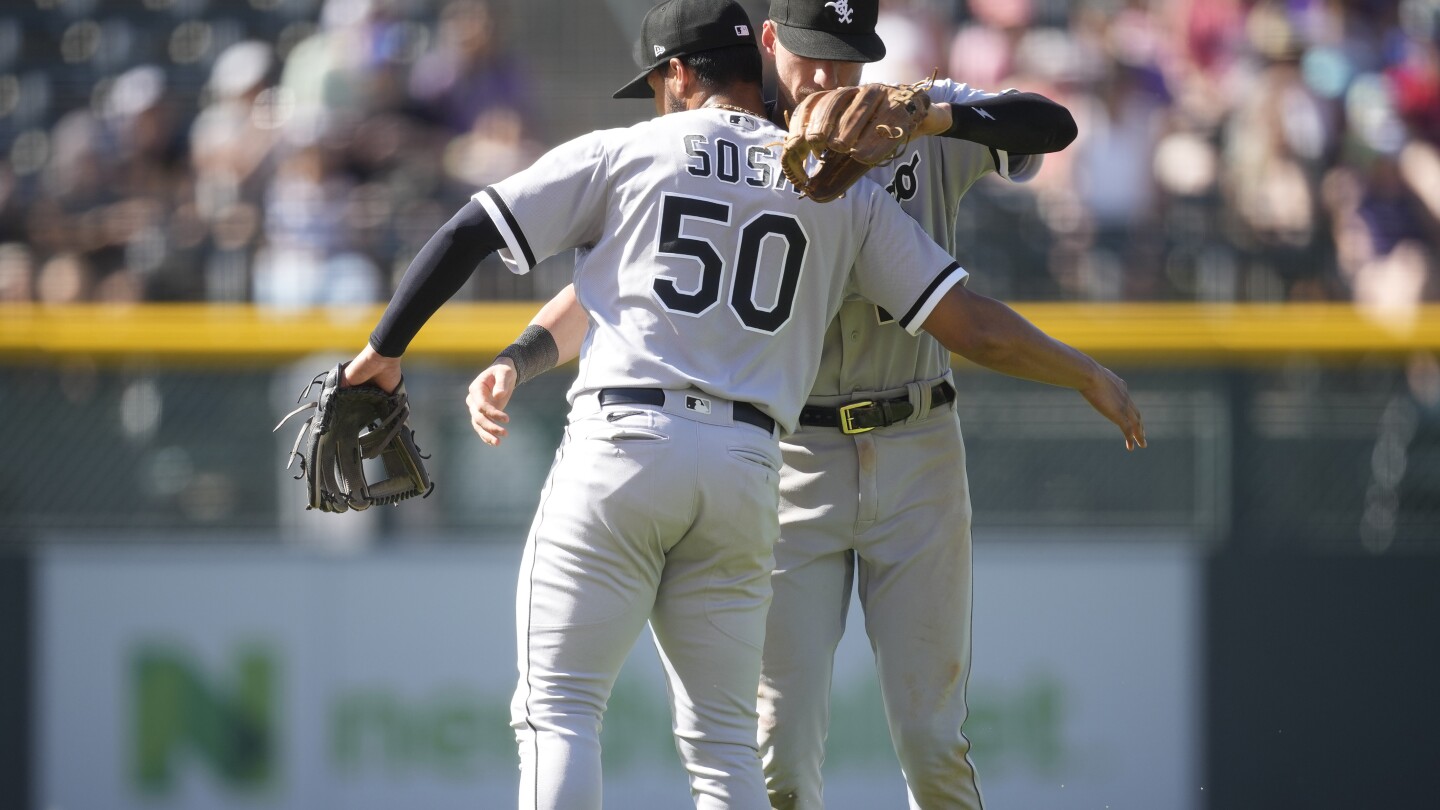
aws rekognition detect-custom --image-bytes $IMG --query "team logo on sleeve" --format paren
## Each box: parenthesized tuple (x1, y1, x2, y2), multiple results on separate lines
(884, 152, 922, 202)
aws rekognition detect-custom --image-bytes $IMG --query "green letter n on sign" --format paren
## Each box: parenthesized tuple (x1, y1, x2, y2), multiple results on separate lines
(131, 642, 278, 794)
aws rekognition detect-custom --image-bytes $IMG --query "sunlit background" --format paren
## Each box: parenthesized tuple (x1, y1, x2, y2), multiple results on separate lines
(1, 1, 1438, 809)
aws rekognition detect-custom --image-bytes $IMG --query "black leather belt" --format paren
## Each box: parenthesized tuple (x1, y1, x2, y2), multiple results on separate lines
(599, 388, 775, 433)
(798, 381, 956, 434)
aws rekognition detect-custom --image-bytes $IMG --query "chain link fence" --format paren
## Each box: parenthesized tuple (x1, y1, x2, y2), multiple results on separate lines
(5, 358, 1438, 554)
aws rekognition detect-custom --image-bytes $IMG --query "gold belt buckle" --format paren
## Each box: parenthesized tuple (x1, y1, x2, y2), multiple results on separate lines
(839, 401, 875, 434)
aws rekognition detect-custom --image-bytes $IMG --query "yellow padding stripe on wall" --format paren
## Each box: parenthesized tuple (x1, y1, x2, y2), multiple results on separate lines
(2, 303, 1438, 366)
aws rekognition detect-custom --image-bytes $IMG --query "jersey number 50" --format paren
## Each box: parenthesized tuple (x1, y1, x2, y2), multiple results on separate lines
(653, 193, 807, 334)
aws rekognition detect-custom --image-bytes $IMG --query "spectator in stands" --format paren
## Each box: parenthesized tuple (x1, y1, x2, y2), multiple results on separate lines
(408, 0, 535, 136)
(35, 252, 93, 305)
(0, 0, 1435, 306)
(253, 144, 379, 306)
(190, 41, 280, 300)
(0, 241, 33, 302)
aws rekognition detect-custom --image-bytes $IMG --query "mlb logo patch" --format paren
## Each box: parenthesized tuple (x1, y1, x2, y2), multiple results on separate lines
(685, 396, 712, 415)
(735, 24, 749, 36)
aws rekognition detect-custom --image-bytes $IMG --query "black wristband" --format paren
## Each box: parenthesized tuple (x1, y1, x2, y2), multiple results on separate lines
(495, 325, 559, 386)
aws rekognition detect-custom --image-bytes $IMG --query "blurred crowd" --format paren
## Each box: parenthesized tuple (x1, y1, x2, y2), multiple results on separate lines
(0, 0, 545, 306)
(0, 0, 1436, 307)
(917, 0, 1440, 305)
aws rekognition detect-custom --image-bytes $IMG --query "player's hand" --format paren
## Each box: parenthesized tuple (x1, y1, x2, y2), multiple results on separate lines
(915, 102, 953, 137)
(1079, 366, 1147, 451)
(343, 344, 402, 393)
(466, 360, 518, 446)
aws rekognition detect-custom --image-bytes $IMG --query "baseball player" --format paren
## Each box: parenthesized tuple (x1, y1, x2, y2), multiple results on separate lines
(406, 2, 1139, 809)
(469, 1, 1086, 808)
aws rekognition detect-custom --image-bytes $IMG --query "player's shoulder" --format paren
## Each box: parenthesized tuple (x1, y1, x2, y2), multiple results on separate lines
(547, 117, 689, 165)
(652, 108, 785, 138)
(544, 124, 631, 160)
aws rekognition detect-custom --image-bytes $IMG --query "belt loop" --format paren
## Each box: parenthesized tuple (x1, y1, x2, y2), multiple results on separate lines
(906, 380, 930, 423)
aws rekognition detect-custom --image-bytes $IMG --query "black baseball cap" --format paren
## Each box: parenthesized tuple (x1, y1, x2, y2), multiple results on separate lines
(613, 0, 758, 99)
(769, 0, 884, 63)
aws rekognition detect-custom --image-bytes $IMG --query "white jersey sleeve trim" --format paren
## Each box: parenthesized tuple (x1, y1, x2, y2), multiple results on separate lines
(898, 262, 969, 335)
(475, 187, 534, 275)
(993, 148, 1011, 179)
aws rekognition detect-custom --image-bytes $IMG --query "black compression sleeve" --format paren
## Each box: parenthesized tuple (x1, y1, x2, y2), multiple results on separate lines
(370, 199, 506, 357)
(942, 91, 1077, 154)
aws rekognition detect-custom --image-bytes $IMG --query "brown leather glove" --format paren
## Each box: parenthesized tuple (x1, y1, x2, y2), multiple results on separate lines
(781, 80, 933, 203)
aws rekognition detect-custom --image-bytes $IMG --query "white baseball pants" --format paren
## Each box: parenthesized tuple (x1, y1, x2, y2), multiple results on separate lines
(512, 390, 781, 810)
(760, 394, 984, 810)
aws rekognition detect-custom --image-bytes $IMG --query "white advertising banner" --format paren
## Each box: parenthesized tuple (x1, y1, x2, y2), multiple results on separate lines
(38, 539, 1199, 810)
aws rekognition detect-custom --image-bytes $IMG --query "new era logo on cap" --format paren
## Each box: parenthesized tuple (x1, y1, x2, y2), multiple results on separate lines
(614, 0, 758, 99)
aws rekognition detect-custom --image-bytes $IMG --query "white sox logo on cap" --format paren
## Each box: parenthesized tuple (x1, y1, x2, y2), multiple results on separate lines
(769, 0, 883, 62)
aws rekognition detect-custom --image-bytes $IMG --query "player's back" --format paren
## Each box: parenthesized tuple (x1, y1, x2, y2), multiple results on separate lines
(479, 107, 964, 433)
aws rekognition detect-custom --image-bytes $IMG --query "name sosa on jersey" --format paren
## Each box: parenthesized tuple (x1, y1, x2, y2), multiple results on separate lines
(683, 126, 791, 190)
(682, 122, 922, 203)
(675, 122, 918, 328)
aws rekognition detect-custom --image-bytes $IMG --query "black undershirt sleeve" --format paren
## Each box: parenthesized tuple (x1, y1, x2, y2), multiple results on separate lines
(369, 199, 507, 357)
(941, 91, 1078, 155)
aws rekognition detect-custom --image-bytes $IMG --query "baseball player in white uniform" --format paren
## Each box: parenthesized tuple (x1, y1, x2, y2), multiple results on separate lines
(756, 3, 1076, 808)
(420, 2, 1140, 809)
(472, 1, 1087, 807)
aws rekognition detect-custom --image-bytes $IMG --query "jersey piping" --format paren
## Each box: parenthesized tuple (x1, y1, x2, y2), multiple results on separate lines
(899, 261, 966, 331)
(478, 186, 537, 272)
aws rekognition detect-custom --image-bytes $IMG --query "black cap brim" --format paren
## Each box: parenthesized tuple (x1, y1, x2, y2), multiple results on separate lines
(613, 66, 657, 99)
(772, 20, 884, 63)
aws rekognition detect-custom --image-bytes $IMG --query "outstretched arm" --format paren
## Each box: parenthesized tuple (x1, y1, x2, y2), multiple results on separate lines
(920, 284, 1146, 451)
(466, 285, 589, 446)
(918, 91, 1077, 155)
(520, 284, 589, 367)
(345, 200, 505, 391)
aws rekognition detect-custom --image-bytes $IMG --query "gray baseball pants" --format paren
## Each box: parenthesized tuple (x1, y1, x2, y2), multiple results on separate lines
(512, 389, 781, 810)
(759, 384, 984, 810)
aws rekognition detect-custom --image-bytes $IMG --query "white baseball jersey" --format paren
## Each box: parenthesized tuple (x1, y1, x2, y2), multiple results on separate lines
(809, 79, 1042, 396)
(474, 107, 966, 434)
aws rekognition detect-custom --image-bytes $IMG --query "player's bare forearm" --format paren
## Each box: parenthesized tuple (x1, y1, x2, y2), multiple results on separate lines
(471, 286, 588, 447)
(926, 286, 1091, 386)
(533, 285, 588, 366)
(923, 285, 1146, 449)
